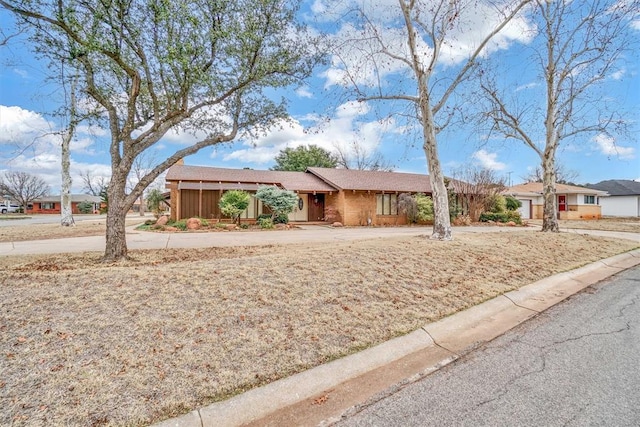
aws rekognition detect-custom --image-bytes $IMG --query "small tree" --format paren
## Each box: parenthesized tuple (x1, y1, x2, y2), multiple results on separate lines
(219, 190, 251, 225)
(77, 201, 93, 214)
(271, 145, 338, 171)
(398, 193, 418, 224)
(505, 196, 522, 211)
(486, 194, 507, 213)
(415, 194, 434, 222)
(146, 189, 167, 219)
(0, 171, 49, 210)
(255, 186, 297, 222)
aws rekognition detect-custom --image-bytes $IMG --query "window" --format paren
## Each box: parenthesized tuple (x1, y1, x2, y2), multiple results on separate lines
(376, 194, 397, 215)
(41, 202, 55, 210)
(239, 195, 257, 219)
(584, 195, 595, 204)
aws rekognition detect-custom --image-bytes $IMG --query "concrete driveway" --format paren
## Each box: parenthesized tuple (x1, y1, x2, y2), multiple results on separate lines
(0, 224, 637, 257)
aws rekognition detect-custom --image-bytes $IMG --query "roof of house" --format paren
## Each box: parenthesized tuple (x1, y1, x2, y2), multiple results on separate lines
(166, 165, 337, 192)
(587, 179, 640, 196)
(35, 194, 102, 203)
(506, 182, 608, 196)
(166, 164, 438, 194)
(307, 167, 433, 193)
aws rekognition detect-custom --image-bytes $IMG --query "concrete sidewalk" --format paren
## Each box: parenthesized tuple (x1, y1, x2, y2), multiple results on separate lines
(1, 224, 637, 256)
(154, 249, 640, 427)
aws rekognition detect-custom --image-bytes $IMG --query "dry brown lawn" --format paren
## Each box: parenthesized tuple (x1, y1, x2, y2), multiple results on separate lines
(0, 218, 147, 243)
(1, 232, 638, 426)
(527, 216, 640, 233)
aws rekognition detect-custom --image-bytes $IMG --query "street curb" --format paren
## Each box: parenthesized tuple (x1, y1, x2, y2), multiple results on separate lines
(154, 249, 640, 427)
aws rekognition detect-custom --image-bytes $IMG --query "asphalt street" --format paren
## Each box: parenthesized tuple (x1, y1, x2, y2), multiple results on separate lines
(335, 265, 640, 427)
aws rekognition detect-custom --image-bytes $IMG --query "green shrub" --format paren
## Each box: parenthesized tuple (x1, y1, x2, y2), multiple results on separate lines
(273, 213, 289, 224)
(146, 188, 166, 218)
(219, 190, 250, 224)
(239, 223, 249, 229)
(505, 195, 522, 211)
(77, 201, 93, 214)
(168, 220, 187, 231)
(415, 193, 434, 222)
(255, 186, 297, 221)
(485, 194, 507, 213)
(479, 210, 522, 224)
(214, 222, 228, 229)
(257, 217, 273, 229)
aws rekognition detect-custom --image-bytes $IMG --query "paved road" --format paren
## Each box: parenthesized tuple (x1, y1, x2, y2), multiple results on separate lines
(335, 265, 640, 427)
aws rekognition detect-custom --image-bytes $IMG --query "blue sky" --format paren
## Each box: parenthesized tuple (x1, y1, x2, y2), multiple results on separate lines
(0, 0, 638, 195)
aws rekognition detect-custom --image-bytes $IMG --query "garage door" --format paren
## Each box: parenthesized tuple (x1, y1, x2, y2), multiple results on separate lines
(517, 199, 531, 219)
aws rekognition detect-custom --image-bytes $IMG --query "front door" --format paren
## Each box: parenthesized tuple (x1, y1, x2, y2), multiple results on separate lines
(308, 194, 325, 221)
(558, 195, 567, 212)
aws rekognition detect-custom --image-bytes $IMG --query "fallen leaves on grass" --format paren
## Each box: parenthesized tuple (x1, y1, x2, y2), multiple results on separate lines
(0, 232, 637, 426)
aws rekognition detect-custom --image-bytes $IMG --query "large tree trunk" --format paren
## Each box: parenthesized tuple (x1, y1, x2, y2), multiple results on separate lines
(60, 147, 75, 226)
(60, 78, 76, 227)
(422, 115, 452, 240)
(103, 175, 130, 261)
(541, 148, 559, 232)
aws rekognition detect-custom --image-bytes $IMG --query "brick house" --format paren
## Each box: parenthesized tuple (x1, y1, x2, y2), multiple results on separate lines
(505, 182, 608, 220)
(27, 194, 102, 215)
(165, 163, 438, 225)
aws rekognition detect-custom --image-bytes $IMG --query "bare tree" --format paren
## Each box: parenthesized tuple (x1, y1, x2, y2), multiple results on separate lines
(321, 0, 531, 240)
(2, 0, 318, 260)
(522, 164, 579, 186)
(128, 150, 158, 216)
(452, 166, 506, 222)
(333, 140, 395, 171)
(0, 171, 50, 210)
(478, 0, 637, 231)
(58, 67, 81, 227)
(80, 170, 108, 197)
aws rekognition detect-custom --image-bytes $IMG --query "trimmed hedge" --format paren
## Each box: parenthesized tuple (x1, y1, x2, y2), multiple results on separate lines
(479, 210, 522, 224)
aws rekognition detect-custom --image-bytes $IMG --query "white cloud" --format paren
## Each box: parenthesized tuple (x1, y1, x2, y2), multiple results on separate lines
(515, 82, 539, 91)
(318, 0, 536, 88)
(592, 134, 635, 159)
(0, 105, 55, 145)
(473, 149, 507, 171)
(223, 101, 397, 165)
(295, 86, 314, 98)
(609, 68, 625, 80)
(13, 68, 29, 79)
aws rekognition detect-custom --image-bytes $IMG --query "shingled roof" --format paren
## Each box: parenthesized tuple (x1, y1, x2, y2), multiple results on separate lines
(307, 167, 433, 193)
(166, 164, 438, 194)
(165, 164, 337, 192)
(588, 180, 640, 196)
(507, 182, 608, 195)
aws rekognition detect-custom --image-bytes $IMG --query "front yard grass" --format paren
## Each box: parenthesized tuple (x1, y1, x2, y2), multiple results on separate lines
(527, 216, 639, 233)
(1, 232, 638, 426)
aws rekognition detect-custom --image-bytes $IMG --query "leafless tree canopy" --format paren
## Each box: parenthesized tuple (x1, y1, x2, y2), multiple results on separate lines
(80, 171, 108, 197)
(452, 166, 506, 222)
(477, 0, 638, 231)
(333, 141, 394, 171)
(0, 171, 50, 208)
(522, 164, 579, 186)
(322, 0, 531, 240)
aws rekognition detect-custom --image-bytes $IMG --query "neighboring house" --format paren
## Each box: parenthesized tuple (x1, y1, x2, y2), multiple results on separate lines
(28, 194, 102, 215)
(587, 180, 640, 217)
(505, 182, 608, 220)
(165, 163, 440, 225)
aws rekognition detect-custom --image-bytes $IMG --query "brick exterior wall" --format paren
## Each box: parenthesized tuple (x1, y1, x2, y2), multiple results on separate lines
(532, 203, 601, 220)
